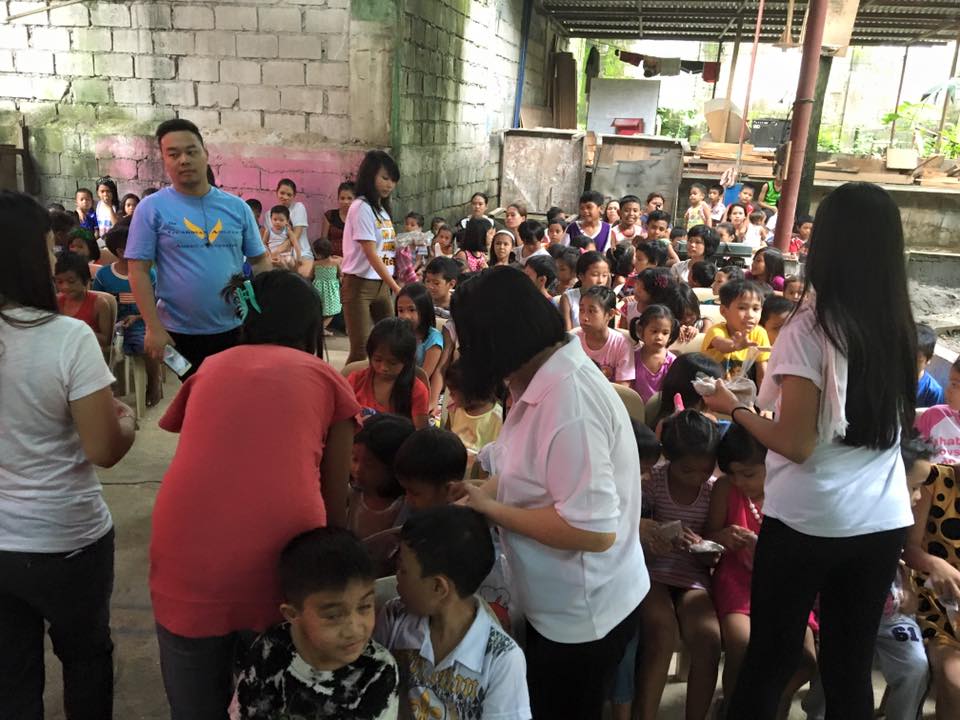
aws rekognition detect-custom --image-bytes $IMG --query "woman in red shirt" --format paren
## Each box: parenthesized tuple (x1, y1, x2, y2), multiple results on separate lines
(150, 271, 359, 719)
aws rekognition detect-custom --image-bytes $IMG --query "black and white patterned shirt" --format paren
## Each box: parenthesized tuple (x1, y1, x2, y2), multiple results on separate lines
(231, 623, 399, 720)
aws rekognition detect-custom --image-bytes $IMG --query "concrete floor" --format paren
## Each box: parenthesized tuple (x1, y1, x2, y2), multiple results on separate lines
(40, 334, 936, 719)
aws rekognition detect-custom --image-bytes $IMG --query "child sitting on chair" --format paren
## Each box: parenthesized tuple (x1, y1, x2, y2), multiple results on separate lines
(93, 222, 163, 405)
(375, 506, 530, 720)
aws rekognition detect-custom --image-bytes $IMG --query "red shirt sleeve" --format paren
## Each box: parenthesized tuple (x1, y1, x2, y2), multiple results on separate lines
(158, 374, 196, 433)
(412, 377, 430, 417)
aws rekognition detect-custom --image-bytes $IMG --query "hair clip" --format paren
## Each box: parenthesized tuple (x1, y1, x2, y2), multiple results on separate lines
(234, 279, 262, 321)
(654, 274, 669, 289)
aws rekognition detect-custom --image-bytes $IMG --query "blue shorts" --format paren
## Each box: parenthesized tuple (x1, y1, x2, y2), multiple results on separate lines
(122, 325, 146, 355)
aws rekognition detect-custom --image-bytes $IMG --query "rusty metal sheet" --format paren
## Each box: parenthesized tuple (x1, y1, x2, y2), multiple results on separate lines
(500, 129, 586, 214)
(591, 135, 685, 216)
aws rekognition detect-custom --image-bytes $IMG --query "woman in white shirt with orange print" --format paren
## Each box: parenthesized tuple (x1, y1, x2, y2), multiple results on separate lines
(341, 150, 401, 363)
(456, 267, 649, 720)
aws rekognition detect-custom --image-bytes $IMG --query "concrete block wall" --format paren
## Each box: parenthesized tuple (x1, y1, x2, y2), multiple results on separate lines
(0, 0, 386, 239)
(0, 0, 557, 232)
(393, 0, 551, 222)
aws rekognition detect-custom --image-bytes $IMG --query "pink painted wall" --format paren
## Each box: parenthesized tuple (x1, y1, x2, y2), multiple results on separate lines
(95, 135, 367, 242)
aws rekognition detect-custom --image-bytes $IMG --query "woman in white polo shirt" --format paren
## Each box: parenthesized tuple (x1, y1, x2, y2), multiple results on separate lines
(456, 267, 649, 720)
(341, 150, 401, 363)
(705, 183, 916, 719)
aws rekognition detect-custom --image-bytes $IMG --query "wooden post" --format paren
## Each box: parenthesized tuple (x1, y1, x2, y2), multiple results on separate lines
(773, 0, 829, 252)
(798, 55, 833, 217)
(935, 38, 960, 155)
(889, 46, 909, 146)
(735, 0, 768, 171)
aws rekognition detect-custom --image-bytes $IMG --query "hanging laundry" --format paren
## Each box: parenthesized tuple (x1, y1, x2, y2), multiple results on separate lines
(585, 46, 600, 92)
(702, 62, 720, 83)
(680, 60, 705, 75)
(643, 56, 681, 77)
(616, 49, 644, 67)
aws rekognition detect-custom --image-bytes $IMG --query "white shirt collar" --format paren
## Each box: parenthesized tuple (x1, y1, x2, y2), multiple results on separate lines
(412, 599, 493, 674)
(513, 335, 585, 406)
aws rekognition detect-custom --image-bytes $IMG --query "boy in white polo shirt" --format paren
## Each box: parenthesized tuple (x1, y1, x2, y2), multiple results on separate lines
(375, 506, 530, 720)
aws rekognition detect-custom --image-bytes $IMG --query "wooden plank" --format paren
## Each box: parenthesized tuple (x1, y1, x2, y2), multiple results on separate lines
(815, 169, 914, 185)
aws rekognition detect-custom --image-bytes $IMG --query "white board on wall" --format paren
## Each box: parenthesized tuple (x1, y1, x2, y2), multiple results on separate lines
(586, 79, 661, 137)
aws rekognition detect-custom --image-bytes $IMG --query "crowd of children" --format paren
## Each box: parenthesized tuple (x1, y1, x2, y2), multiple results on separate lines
(31, 165, 960, 720)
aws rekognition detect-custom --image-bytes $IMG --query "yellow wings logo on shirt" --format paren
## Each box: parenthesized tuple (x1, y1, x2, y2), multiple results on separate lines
(183, 217, 224, 243)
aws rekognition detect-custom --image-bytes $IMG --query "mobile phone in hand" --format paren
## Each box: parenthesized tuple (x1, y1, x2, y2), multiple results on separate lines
(163, 345, 192, 377)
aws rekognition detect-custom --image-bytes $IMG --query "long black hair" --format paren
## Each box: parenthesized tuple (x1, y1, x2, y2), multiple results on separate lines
(366, 318, 417, 418)
(396, 282, 436, 339)
(96, 176, 120, 213)
(803, 182, 916, 448)
(452, 267, 566, 398)
(223, 270, 325, 355)
(461, 217, 490, 254)
(0, 190, 57, 329)
(654, 353, 723, 426)
(354, 150, 400, 216)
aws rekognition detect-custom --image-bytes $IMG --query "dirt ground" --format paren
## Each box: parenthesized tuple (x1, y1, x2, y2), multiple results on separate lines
(39, 334, 935, 719)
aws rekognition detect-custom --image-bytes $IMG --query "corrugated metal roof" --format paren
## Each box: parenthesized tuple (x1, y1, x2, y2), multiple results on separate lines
(541, 0, 960, 45)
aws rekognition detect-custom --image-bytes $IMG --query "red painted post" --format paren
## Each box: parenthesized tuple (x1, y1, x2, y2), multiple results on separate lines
(773, 0, 830, 252)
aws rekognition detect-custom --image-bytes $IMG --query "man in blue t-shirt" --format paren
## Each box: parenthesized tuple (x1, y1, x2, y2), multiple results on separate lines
(127, 119, 271, 376)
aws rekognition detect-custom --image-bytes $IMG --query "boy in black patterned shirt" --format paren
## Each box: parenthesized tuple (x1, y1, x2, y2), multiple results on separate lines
(231, 528, 399, 720)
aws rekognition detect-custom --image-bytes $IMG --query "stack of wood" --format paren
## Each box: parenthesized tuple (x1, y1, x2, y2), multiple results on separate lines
(911, 155, 960, 187)
(683, 142, 775, 177)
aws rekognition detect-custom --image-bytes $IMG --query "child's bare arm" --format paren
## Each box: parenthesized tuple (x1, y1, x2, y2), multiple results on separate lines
(559, 293, 572, 331)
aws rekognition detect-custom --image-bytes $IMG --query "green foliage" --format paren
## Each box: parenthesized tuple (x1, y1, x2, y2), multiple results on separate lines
(657, 107, 696, 139)
(881, 100, 960, 159)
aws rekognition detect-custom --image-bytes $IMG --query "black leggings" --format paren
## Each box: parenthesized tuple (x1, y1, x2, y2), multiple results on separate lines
(727, 518, 907, 720)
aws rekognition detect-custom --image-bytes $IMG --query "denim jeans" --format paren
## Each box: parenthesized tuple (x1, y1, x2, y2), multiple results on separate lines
(0, 528, 115, 720)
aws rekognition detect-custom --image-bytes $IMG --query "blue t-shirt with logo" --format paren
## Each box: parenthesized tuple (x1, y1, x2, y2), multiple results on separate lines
(92, 263, 157, 336)
(125, 186, 266, 334)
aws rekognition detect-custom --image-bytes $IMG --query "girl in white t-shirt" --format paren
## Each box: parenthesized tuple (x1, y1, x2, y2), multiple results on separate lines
(340, 151, 402, 363)
(1, 191, 136, 715)
(573, 286, 635, 387)
(95, 176, 119, 241)
(704, 182, 916, 719)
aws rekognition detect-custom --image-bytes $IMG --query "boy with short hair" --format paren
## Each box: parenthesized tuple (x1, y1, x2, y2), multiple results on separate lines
(94, 223, 163, 404)
(546, 217, 567, 245)
(231, 527, 400, 720)
(423, 256, 460, 320)
(75, 188, 98, 235)
(563, 190, 612, 253)
(917, 322, 945, 407)
(738, 184, 756, 215)
(611, 194, 643, 244)
(645, 209, 682, 265)
(375, 506, 531, 720)
(790, 215, 813, 256)
(701, 279, 770, 385)
(689, 260, 717, 290)
(245, 198, 263, 228)
(394, 427, 468, 511)
(710, 264, 745, 299)
(708, 183, 726, 223)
